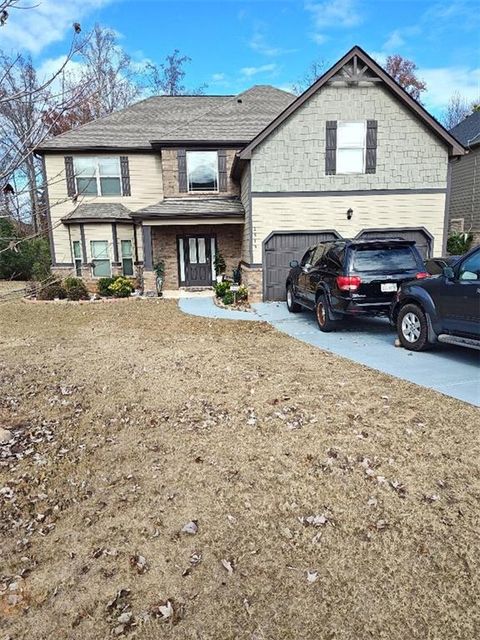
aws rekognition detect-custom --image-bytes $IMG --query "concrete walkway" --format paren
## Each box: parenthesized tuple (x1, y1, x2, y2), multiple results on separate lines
(179, 295, 480, 406)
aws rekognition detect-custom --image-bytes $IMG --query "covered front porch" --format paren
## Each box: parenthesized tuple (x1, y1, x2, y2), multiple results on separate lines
(133, 196, 245, 294)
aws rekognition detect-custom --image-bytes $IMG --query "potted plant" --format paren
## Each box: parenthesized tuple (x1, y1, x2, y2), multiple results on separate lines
(214, 252, 226, 283)
(154, 260, 165, 295)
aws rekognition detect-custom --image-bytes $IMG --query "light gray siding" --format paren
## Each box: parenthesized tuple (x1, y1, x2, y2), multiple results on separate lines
(251, 83, 449, 192)
(448, 147, 480, 235)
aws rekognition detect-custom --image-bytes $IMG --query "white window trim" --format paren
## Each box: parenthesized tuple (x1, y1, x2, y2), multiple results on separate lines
(74, 156, 123, 197)
(186, 151, 219, 193)
(336, 121, 366, 175)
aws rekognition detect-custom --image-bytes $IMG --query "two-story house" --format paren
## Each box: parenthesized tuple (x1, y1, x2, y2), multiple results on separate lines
(38, 46, 464, 301)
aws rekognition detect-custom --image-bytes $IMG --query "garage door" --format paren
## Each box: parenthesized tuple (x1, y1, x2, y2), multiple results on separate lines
(354, 228, 433, 259)
(264, 231, 341, 301)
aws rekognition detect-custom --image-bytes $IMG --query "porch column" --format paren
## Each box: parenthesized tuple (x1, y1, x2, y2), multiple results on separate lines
(141, 224, 157, 295)
(142, 224, 153, 270)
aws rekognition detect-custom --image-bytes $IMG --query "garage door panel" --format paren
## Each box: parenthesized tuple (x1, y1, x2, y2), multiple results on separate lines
(264, 231, 341, 301)
(355, 228, 432, 259)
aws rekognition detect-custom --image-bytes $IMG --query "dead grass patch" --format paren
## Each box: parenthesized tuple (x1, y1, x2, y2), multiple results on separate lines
(0, 299, 479, 639)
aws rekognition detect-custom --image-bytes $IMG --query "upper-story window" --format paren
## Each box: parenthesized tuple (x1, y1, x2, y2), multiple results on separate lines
(336, 122, 366, 174)
(186, 151, 218, 192)
(74, 157, 122, 196)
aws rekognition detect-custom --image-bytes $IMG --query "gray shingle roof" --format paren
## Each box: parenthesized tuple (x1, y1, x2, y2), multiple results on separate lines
(39, 86, 295, 151)
(132, 197, 244, 220)
(62, 203, 132, 223)
(450, 111, 480, 147)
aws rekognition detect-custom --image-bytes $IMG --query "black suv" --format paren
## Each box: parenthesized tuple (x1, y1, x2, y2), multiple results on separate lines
(392, 246, 480, 351)
(286, 238, 427, 331)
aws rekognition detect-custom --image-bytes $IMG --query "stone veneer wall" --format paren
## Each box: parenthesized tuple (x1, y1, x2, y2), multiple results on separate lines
(150, 224, 243, 290)
(240, 264, 263, 303)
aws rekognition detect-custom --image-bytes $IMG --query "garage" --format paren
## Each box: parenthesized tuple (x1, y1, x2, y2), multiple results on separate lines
(263, 230, 341, 301)
(354, 227, 433, 259)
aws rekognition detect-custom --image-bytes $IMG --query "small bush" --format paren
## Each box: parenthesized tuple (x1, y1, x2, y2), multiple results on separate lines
(236, 285, 248, 301)
(446, 232, 473, 255)
(37, 279, 67, 301)
(214, 281, 230, 298)
(108, 276, 134, 298)
(64, 276, 89, 301)
(97, 276, 117, 296)
(222, 290, 234, 305)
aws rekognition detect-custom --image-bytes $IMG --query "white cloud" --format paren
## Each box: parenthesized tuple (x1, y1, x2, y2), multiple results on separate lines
(0, 0, 115, 55)
(249, 31, 296, 57)
(421, 66, 480, 110)
(212, 73, 226, 82)
(240, 63, 277, 78)
(382, 30, 405, 51)
(306, 0, 362, 42)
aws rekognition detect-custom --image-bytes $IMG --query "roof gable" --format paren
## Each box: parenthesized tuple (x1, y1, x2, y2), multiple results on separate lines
(239, 46, 465, 159)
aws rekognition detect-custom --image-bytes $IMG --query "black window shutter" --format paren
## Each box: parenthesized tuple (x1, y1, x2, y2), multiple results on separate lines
(64, 156, 76, 197)
(120, 156, 131, 195)
(218, 149, 227, 192)
(325, 121, 337, 175)
(177, 149, 187, 192)
(365, 120, 378, 174)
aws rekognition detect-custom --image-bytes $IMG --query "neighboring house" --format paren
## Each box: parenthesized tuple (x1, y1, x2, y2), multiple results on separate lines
(448, 111, 480, 244)
(37, 46, 464, 301)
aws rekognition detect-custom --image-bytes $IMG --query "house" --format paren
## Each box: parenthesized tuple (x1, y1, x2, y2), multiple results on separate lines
(448, 111, 480, 244)
(37, 46, 465, 302)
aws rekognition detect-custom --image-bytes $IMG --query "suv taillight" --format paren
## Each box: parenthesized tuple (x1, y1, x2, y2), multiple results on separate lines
(336, 275, 362, 291)
(416, 272, 429, 279)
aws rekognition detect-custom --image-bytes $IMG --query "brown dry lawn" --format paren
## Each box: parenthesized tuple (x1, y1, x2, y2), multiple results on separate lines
(0, 298, 479, 640)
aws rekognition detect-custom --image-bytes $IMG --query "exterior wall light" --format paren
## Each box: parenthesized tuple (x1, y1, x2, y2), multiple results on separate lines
(347, 208, 353, 220)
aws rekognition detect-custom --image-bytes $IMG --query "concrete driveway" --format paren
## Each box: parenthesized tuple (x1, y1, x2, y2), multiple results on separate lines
(253, 302, 480, 406)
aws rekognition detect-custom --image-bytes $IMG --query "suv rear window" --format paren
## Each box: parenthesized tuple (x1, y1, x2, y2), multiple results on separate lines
(352, 246, 418, 273)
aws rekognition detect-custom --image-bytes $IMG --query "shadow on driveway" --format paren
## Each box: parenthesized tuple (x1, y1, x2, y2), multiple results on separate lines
(253, 302, 480, 407)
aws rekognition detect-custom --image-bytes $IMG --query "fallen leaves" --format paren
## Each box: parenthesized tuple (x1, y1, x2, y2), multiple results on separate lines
(181, 520, 198, 535)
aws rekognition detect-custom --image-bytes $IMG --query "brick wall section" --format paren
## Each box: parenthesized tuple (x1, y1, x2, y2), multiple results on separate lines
(240, 264, 263, 303)
(251, 82, 448, 192)
(150, 224, 243, 289)
(161, 149, 240, 197)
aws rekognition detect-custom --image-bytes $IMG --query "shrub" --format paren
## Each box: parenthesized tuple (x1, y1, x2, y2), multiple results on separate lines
(64, 276, 89, 301)
(214, 252, 226, 275)
(446, 232, 473, 255)
(0, 219, 51, 281)
(37, 278, 67, 301)
(236, 285, 248, 301)
(108, 276, 134, 298)
(97, 276, 117, 296)
(214, 281, 230, 298)
(222, 290, 234, 305)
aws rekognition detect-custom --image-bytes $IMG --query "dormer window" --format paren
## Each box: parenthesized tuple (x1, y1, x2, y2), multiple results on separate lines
(186, 151, 218, 192)
(74, 157, 122, 196)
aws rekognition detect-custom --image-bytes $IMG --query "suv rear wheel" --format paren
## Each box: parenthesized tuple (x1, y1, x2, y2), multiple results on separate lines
(397, 304, 429, 351)
(286, 285, 301, 313)
(316, 295, 336, 332)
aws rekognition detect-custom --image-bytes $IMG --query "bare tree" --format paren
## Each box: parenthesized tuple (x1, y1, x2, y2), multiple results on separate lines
(442, 92, 479, 131)
(144, 49, 206, 95)
(292, 59, 325, 95)
(385, 54, 426, 102)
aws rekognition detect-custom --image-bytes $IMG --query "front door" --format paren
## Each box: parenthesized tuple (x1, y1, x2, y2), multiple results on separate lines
(184, 236, 213, 286)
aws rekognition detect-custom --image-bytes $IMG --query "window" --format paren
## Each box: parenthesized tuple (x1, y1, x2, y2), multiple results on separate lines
(188, 237, 208, 264)
(121, 240, 134, 276)
(72, 240, 82, 276)
(300, 248, 315, 268)
(459, 251, 480, 281)
(352, 246, 418, 273)
(337, 122, 366, 174)
(186, 151, 218, 192)
(74, 157, 122, 196)
(90, 241, 111, 277)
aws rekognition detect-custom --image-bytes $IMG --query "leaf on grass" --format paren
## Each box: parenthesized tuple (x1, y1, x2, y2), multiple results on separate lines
(181, 520, 198, 535)
(307, 570, 319, 583)
(221, 558, 234, 575)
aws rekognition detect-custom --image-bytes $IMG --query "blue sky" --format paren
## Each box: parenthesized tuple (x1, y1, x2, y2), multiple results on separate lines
(2, 0, 479, 117)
